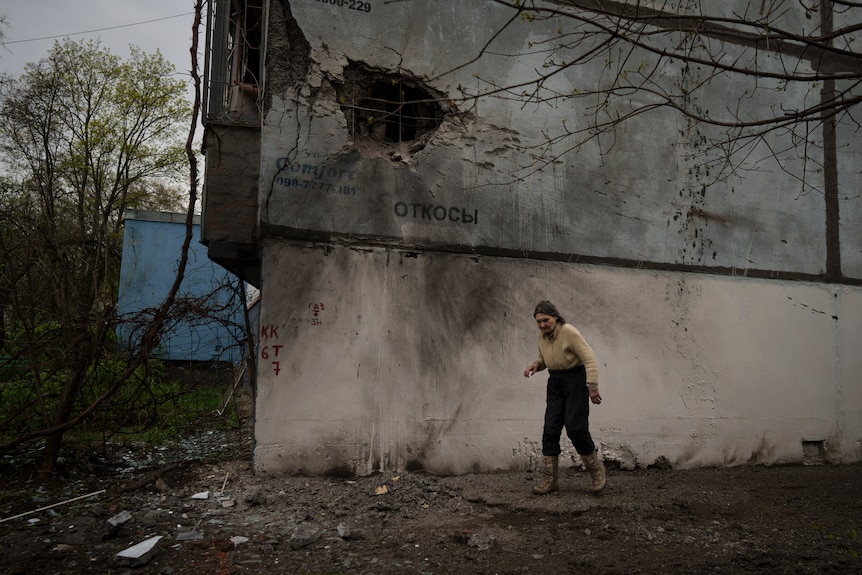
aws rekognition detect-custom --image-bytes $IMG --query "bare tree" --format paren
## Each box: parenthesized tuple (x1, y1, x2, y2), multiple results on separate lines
(440, 0, 859, 281)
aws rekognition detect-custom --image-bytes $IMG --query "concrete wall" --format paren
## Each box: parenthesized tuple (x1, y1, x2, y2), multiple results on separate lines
(259, 0, 859, 280)
(246, 1, 862, 474)
(254, 241, 861, 474)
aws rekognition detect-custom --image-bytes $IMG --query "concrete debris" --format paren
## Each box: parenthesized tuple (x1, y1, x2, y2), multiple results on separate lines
(191, 491, 209, 500)
(288, 523, 322, 549)
(113, 535, 163, 566)
(0, 456, 857, 575)
(336, 522, 351, 539)
(598, 443, 637, 470)
(107, 510, 133, 527)
(467, 532, 496, 550)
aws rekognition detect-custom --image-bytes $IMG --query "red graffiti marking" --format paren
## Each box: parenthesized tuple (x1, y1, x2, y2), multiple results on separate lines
(260, 345, 283, 359)
(261, 325, 280, 339)
(308, 303, 325, 326)
(260, 340, 284, 375)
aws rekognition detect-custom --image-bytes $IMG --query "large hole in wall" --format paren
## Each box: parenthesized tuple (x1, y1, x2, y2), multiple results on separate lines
(335, 63, 446, 156)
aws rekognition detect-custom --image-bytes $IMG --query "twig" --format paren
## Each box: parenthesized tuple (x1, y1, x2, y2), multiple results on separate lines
(0, 489, 106, 524)
(220, 472, 230, 495)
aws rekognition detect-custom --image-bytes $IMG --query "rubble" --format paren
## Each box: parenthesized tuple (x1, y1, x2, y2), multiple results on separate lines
(1, 420, 860, 574)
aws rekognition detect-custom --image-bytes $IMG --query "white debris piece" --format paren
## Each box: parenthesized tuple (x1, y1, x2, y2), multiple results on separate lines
(114, 535, 163, 566)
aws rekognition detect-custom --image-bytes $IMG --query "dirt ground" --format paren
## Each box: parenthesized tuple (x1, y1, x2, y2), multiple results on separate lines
(1, 416, 860, 575)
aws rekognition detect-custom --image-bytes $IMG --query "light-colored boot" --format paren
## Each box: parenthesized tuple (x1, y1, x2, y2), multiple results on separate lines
(532, 455, 559, 495)
(581, 451, 607, 494)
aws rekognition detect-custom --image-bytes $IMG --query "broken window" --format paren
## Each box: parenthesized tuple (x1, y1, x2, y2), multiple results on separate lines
(335, 64, 446, 153)
(205, 0, 263, 123)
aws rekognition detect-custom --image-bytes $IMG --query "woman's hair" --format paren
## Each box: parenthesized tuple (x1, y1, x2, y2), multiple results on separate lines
(533, 300, 566, 324)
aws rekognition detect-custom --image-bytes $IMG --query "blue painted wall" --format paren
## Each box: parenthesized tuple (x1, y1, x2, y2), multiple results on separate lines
(117, 210, 247, 363)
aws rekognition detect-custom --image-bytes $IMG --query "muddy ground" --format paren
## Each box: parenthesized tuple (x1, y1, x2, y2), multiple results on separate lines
(1, 416, 860, 575)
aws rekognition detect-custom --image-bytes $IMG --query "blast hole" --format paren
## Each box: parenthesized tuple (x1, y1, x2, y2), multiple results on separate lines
(336, 63, 446, 153)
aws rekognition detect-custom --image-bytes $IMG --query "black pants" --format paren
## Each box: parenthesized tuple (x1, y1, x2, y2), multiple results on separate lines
(542, 366, 595, 457)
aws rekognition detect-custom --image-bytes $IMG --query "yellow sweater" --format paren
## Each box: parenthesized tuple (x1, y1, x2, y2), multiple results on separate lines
(534, 322, 599, 385)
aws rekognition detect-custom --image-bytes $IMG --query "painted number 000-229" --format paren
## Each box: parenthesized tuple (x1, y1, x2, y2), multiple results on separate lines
(314, 0, 372, 13)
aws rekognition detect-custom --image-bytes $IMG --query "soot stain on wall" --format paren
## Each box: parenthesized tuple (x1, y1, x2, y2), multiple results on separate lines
(404, 254, 502, 373)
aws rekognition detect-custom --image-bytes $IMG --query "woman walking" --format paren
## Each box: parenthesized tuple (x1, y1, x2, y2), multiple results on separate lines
(523, 301, 606, 495)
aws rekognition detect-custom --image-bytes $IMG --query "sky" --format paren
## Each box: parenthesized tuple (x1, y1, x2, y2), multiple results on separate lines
(0, 0, 200, 99)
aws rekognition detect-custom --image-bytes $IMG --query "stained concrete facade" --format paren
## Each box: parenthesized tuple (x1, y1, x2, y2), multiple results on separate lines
(201, 0, 862, 474)
(254, 244, 862, 473)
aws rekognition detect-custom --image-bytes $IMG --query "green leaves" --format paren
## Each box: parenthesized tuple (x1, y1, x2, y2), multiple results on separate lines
(1, 39, 190, 217)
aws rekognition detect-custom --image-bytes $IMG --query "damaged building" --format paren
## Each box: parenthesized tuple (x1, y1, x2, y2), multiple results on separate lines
(200, 0, 862, 475)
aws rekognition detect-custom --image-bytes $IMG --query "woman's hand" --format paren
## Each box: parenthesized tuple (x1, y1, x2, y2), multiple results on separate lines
(588, 383, 602, 404)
